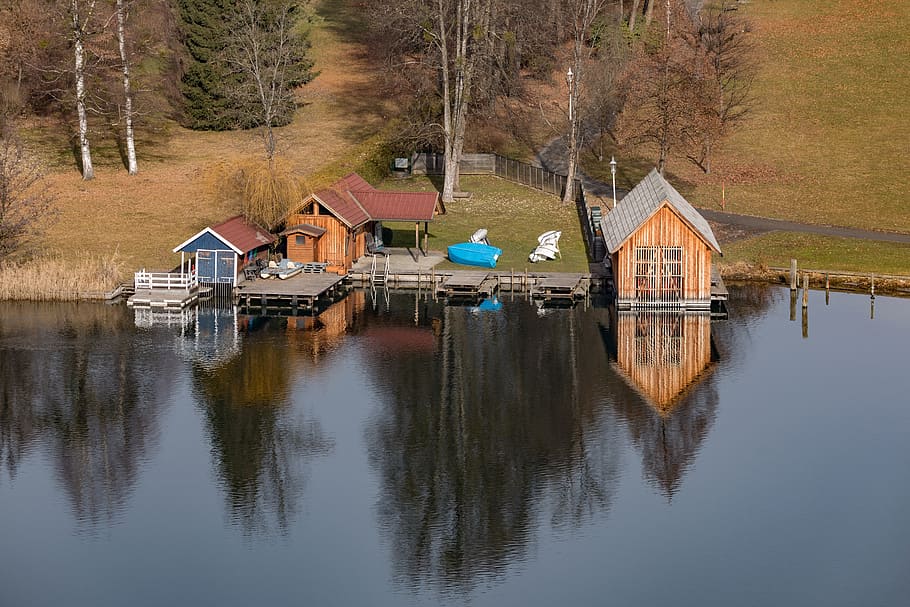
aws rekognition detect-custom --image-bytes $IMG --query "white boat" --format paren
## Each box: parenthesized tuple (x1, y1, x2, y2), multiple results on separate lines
(260, 259, 303, 279)
(528, 231, 561, 262)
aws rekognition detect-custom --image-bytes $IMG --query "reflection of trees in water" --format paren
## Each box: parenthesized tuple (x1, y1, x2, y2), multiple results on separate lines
(191, 318, 333, 536)
(364, 297, 620, 592)
(0, 303, 175, 530)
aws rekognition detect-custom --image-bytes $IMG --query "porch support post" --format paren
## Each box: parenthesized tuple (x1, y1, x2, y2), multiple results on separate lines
(415, 222, 420, 254)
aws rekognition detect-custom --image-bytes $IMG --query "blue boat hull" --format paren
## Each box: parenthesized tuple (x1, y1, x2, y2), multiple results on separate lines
(447, 242, 503, 268)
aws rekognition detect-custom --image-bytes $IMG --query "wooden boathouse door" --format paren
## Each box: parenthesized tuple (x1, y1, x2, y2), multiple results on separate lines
(634, 246, 683, 305)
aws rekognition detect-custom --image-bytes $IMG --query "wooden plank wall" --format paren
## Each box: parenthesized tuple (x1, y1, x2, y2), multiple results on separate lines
(616, 206, 713, 303)
(286, 210, 366, 273)
(615, 312, 712, 412)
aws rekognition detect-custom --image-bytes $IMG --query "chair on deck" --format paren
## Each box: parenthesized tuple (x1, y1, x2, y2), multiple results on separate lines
(365, 233, 387, 256)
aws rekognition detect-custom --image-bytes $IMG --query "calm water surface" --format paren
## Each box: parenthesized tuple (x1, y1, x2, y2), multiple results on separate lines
(0, 286, 908, 606)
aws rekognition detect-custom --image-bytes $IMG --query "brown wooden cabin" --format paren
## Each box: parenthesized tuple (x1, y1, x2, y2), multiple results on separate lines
(600, 169, 721, 309)
(284, 173, 440, 274)
(613, 311, 714, 415)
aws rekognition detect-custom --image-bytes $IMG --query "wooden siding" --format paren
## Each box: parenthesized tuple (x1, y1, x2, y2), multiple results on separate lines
(614, 205, 713, 306)
(285, 209, 368, 273)
(615, 312, 712, 413)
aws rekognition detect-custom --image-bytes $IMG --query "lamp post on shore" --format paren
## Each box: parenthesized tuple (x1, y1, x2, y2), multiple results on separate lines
(610, 156, 617, 209)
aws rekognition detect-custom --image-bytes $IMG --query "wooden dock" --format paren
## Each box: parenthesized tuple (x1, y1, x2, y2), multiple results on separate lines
(435, 272, 499, 299)
(531, 273, 587, 302)
(128, 287, 202, 308)
(710, 266, 728, 302)
(237, 273, 346, 314)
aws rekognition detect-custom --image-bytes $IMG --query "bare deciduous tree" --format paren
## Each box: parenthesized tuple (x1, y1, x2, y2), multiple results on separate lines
(69, 0, 97, 180)
(114, 0, 137, 174)
(222, 0, 312, 164)
(615, 0, 715, 174)
(0, 127, 56, 257)
(564, 0, 609, 203)
(689, 0, 755, 173)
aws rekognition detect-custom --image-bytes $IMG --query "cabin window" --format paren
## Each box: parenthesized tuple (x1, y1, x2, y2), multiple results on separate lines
(634, 246, 683, 304)
(296, 235, 307, 246)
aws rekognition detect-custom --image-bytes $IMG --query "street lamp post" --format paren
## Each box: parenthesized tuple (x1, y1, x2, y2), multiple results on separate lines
(610, 156, 617, 209)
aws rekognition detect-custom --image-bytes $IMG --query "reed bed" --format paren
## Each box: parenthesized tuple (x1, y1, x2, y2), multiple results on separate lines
(0, 255, 125, 301)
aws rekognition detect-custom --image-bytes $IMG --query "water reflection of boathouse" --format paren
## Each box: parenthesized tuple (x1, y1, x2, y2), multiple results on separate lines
(609, 310, 719, 497)
(613, 311, 714, 413)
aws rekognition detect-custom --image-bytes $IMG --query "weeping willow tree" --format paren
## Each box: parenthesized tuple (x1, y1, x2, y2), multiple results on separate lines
(220, 159, 301, 230)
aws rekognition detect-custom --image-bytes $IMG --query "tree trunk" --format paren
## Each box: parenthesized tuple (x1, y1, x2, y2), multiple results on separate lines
(644, 0, 656, 27)
(563, 74, 579, 203)
(116, 0, 137, 175)
(629, 0, 640, 30)
(72, 0, 94, 180)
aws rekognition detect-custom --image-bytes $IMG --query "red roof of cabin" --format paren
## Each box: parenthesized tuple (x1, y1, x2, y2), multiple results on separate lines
(304, 173, 439, 226)
(314, 187, 371, 228)
(355, 191, 438, 222)
(211, 215, 276, 254)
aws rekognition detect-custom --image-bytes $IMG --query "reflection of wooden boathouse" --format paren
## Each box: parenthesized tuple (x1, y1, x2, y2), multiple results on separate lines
(600, 170, 725, 310)
(613, 311, 714, 413)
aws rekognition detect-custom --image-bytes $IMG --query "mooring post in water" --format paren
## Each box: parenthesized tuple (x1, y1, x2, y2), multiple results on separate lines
(790, 259, 798, 290)
(510, 269, 514, 292)
(871, 274, 875, 299)
(825, 273, 830, 305)
(802, 305, 809, 339)
(802, 273, 809, 308)
(789, 290, 797, 321)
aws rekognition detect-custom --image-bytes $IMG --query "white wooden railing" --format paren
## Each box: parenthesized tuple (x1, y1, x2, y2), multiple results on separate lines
(134, 269, 198, 290)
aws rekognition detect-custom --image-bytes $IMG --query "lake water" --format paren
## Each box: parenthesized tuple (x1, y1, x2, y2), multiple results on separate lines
(1, 285, 908, 606)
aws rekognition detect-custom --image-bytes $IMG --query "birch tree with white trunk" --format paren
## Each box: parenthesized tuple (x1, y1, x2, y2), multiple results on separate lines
(70, 0, 96, 180)
(114, 0, 137, 174)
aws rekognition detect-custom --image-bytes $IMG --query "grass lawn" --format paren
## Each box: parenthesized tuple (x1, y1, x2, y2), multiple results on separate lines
(584, 0, 910, 235)
(720, 232, 910, 276)
(378, 175, 590, 273)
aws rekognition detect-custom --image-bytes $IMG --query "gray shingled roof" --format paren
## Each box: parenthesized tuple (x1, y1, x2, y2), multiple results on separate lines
(599, 169, 721, 254)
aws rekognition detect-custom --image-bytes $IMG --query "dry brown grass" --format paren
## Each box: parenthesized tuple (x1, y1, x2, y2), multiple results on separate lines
(0, 254, 125, 300)
(25, 0, 390, 288)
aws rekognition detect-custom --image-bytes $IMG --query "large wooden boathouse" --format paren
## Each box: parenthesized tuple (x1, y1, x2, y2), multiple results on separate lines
(285, 173, 441, 273)
(600, 169, 722, 310)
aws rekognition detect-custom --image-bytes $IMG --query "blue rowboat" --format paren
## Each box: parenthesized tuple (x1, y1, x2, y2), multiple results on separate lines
(447, 242, 502, 268)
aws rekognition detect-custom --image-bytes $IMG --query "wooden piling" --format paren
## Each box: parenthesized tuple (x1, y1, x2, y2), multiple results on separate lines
(790, 259, 798, 290)
(802, 273, 809, 308)
(871, 274, 875, 299)
(510, 269, 514, 292)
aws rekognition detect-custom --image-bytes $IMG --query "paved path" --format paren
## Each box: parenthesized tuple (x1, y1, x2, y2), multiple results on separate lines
(694, 209, 910, 244)
(537, 137, 910, 244)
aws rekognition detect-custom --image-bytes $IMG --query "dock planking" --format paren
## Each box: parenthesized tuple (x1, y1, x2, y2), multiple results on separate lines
(532, 273, 587, 302)
(238, 273, 346, 313)
(437, 271, 499, 299)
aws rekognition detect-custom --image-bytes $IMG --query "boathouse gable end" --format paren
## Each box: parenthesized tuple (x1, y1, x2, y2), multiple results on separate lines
(600, 169, 720, 309)
(172, 228, 240, 255)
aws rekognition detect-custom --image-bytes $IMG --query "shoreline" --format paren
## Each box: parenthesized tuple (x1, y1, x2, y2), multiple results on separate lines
(2, 262, 909, 303)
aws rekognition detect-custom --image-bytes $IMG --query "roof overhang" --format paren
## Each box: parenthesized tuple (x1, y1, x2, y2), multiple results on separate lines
(603, 200, 722, 255)
(172, 227, 243, 255)
(280, 223, 327, 238)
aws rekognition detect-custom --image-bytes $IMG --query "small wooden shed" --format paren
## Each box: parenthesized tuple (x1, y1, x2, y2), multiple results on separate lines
(284, 173, 440, 274)
(600, 169, 721, 309)
(173, 215, 275, 286)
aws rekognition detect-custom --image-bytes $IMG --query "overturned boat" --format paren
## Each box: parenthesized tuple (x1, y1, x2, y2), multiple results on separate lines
(447, 242, 503, 268)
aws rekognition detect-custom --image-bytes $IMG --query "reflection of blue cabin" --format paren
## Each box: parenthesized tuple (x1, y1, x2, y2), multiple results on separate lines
(173, 216, 275, 287)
